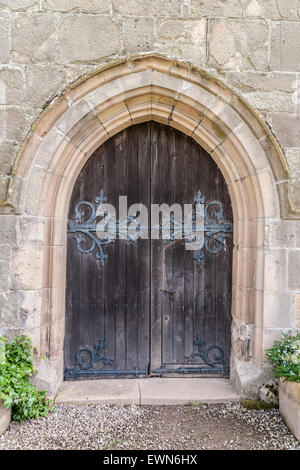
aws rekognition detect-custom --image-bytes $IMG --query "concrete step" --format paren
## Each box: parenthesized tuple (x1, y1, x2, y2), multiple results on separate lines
(55, 378, 240, 405)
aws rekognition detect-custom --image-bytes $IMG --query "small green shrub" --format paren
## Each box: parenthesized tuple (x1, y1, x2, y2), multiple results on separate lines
(266, 332, 300, 383)
(0, 335, 54, 421)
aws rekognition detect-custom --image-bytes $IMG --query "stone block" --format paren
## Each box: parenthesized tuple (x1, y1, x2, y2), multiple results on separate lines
(264, 249, 287, 292)
(123, 17, 154, 54)
(267, 221, 296, 248)
(58, 15, 120, 63)
(262, 328, 291, 352)
(139, 378, 239, 405)
(156, 18, 206, 44)
(49, 288, 65, 325)
(19, 290, 42, 329)
(112, 0, 181, 16)
(0, 291, 19, 328)
(49, 318, 64, 358)
(25, 65, 68, 108)
(258, 379, 279, 405)
(231, 320, 253, 361)
(263, 292, 292, 328)
(271, 21, 300, 72)
(17, 216, 45, 246)
(245, 91, 295, 113)
(288, 250, 300, 291)
(296, 222, 300, 249)
(43, 0, 110, 13)
(242, 0, 281, 19)
(270, 113, 300, 148)
(0, 110, 5, 140)
(286, 148, 300, 179)
(32, 355, 64, 398)
(294, 294, 300, 329)
(5, 107, 27, 142)
(279, 379, 300, 442)
(0, 0, 40, 10)
(156, 41, 206, 67)
(223, 71, 297, 94)
(276, 0, 300, 19)
(33, 128, 65, 169)
(0, 174, 9, 202)
(0, 67, 24, 106)
(155, 18, 206, 66)
(234, 123, 269, 171)
(0, 245, 10, 261)
(55, 99, 91, 135)
(0, 13, 10, 63)
(0, 259, 9, 290)
(0, 216, 17, 245)
(0, 401, 11, 437)
(24, 166, 47, 216)
(288, 179, 300, 214)
(11, 245, 43, 290)
(0, 81, 5, 105)
(11, 13, 58, 63)
(208, 19, 270, 71)
(191, 0, 242, 17)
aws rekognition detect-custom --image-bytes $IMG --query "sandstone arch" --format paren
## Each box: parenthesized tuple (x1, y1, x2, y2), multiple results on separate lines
(7, 56, 291, 397)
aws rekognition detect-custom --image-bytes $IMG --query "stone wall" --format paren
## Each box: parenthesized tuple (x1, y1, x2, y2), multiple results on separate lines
(0, 0, 300, 397)
(0, 1, 300, 201)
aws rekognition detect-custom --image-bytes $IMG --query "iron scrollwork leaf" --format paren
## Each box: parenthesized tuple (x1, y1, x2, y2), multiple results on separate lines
(185, 334, 225, 367)
(67, 190, 136, 266)
(76, 336, 113, 370)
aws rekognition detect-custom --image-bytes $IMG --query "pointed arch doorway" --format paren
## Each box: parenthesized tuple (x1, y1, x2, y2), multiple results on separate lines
(64, 121, 233, 379)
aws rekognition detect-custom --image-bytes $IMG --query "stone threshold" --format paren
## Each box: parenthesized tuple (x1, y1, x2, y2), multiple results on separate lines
(55, 377, 240, 405)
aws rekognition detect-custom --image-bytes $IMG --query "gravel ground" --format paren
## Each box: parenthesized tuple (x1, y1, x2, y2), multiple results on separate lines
(0, 402, 299, 450)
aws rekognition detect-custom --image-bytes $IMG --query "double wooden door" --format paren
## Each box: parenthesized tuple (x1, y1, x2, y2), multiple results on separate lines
(64, 122, 233, 379)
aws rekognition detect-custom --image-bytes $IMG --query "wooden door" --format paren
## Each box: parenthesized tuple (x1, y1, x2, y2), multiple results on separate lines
(64, 122, 233, 379)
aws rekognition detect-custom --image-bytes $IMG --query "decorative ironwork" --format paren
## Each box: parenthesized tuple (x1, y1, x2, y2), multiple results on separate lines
(161, 189, 232, 265)
(185, 334, 225, 366)
(191, 192, 233, 266)
(67, 190, 137, 266)
(64, 368, 148, 379)
(151, 364, 229, 376)
(67, 189, 232, 266)
(152, 334, 227, 376)
(64, 336, 147, 379)
(75, 336, 113, 370)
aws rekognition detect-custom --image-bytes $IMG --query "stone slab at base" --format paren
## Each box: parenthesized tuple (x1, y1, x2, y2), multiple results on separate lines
(0, 402, 11, 436)
(55, 378, 240, 405)
(279, 378, 300, 442)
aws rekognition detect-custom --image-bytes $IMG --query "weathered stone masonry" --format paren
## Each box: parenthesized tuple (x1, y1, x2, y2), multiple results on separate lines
(0, 0, 300, 397)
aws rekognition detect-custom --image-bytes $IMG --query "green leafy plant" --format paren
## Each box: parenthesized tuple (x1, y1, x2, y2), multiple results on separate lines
(0, 335, 55, 421)
(266, 332, 300, 383)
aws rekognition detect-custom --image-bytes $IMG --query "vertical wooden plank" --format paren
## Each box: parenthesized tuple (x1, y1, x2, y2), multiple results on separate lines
(102, 137, 117, 367)
(93, 145, 106, 358)
(190, 141, 206, 364)
(161, 125, 176, 365)
(114, 128, 129, 372)
(182, 134, 196, 362)
(136, 122, 151, 372)
(202, 146, 217, 353)
(172, 129, 186, 364)
(125, 124, 139, 371)
(150, 122, 164, 372)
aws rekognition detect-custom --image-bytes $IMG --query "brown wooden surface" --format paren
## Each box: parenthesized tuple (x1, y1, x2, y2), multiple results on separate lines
(65, 122, 233, 378)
